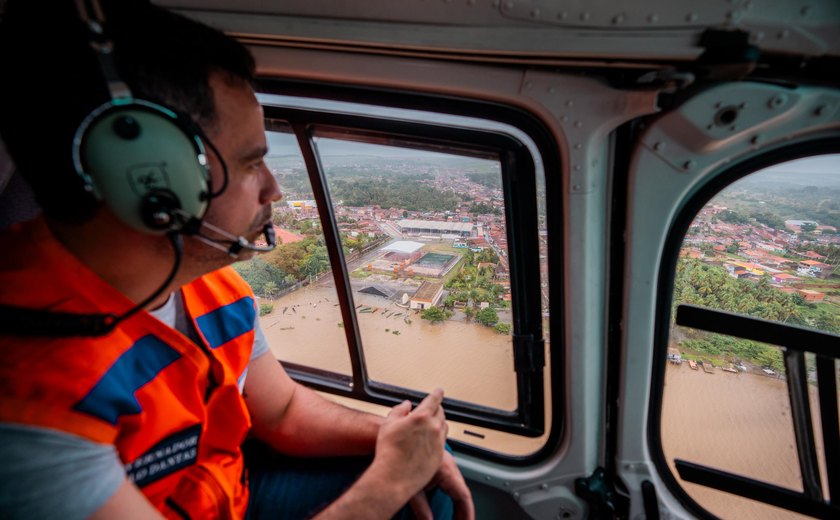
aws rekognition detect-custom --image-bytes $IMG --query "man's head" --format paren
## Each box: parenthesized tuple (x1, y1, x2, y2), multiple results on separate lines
(0, 0, 257, 224)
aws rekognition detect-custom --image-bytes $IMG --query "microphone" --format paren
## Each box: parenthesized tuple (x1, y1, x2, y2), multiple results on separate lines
(178, 211, 276, 258)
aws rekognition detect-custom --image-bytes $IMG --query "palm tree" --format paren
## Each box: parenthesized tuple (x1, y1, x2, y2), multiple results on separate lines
(263, 281, 279, 301)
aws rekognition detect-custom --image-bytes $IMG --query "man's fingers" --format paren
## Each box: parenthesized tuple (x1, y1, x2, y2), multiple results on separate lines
(409, 492, 433, 520)
(414, 388, 444, 414)
(388, 399, 412, 418)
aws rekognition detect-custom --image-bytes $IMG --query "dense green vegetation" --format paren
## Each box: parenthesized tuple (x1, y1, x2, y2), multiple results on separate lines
(329, 177, 461, 212)
(475, 307, 499, 327)
(717, 176, 840, 230)
(232, 258, 289, 297)
(420, 306, 451, 323)
(444, 248, 504, 310)
(466, 171, 501, 189)
(673, 259, 839, 372)
(468, 202, 501, 216)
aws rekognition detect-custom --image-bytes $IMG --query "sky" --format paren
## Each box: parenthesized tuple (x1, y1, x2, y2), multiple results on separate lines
(763, 154, 839, 175)
(266, 132, 465, 160)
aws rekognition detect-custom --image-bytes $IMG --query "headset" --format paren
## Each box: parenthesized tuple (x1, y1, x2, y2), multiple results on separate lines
(72, 0, 210, 235)
(0, 0, 275, 336)
(73, 0, 277, 256)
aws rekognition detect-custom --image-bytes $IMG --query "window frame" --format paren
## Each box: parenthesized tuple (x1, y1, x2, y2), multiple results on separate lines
(649, 139, 840, 518)
(256, 79, 565, 462)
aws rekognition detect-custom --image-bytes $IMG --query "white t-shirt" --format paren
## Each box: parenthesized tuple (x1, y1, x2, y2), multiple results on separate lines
(0, 293, 269, 519)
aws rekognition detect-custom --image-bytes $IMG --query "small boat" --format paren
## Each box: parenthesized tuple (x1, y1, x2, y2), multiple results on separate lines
(688, 360, 698, 370)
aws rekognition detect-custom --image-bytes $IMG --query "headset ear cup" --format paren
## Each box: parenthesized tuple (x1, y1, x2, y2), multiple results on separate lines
(74, 101, 210, 234)
(141, 189, 182, 231)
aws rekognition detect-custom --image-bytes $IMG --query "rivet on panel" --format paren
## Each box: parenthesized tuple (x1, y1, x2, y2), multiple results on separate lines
(574, 120, 583, 128)
(752, 31, 765, 41)
(548, 86, 556, 94)
(739, 102, 747, 109)
(492, 0, 500, 7)
(768, 94, 787, 108)
(647, 14, 659, 23)
(654, 142, 666, 151)
(714, 102, 722, 108)
(686, 12, 698, 22)
(580, 12, 590, 22)
(566, 99, 574, 108)
(751, 135, 763, 145)
(683, 160, 696, 171)
(573, 165, 581, 171)
(513, 492, 521, 501)
(573, 143, 582, 150)
(531, 8, 540, 17)
(706, 124, 714, 130)
(558, 11, 568, 21)
(572, 184, 581, 191)
(504, 1, 514, 11)
(612, 13, 625, 24)
(524, 81, 532, 90)
(815, 105, 830, 116)
(468, 0, 476, 4)
(729, 125, 737, 131)
(777, 29, 790, 39)
(504, 481, 511, 487)
(540, 483, 549, 490)
(801, 6, 811, 16)
(485, 475, 492, 481)
(560, 115, 569, 122)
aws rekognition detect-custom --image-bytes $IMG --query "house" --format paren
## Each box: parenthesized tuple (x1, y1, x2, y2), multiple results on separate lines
(772, 273, 800, 284)
(797, 289, 826, 302)
(798, 260, 834, 279)
(409, 282, 444, 310)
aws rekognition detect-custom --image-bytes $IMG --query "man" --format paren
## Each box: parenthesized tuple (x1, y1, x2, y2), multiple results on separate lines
(0, 1, 474, 518)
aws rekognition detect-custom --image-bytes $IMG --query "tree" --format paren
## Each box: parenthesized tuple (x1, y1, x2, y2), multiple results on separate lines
(475, 248, 499, 264)
(232, 258, 288, 296)
(800, 222, 817, 233)
(475, 307, 499, 327)
(494, 323, 512, 335)
(443, 294, 458, 310)
(420, 306, 449, 323)
(263, 281, 279, 300)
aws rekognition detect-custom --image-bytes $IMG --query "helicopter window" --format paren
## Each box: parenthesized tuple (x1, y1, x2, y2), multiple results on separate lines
(231, 93, 555, 458)
(659, 154, 840, 518)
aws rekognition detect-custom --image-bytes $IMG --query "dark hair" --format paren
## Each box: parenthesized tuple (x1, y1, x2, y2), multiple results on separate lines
(0, 0, 255, 223)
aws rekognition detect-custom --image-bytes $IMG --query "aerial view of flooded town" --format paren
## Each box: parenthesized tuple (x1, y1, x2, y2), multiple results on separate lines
(237, 136, 838, 515)
(661, 155, 840, 519)
(236, 134, 549, 455)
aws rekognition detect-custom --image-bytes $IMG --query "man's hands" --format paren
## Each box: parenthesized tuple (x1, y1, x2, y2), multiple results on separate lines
(375, 389, 448, 495)
(374, 389, 475, 520)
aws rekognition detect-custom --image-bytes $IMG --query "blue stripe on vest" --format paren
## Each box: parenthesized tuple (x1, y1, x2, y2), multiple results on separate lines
(194, 296, 255, 349)
(74, 335, 182, 425)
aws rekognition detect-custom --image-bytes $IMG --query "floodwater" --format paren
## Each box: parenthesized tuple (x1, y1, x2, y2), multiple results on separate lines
(260, 285, 517, 410)
(662, 363, 825, 519)
(259, 284, 552, 455)
(262, 285, 823, 515)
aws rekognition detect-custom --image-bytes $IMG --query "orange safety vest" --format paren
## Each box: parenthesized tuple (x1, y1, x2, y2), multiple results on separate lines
(0, 218, 254, 519)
